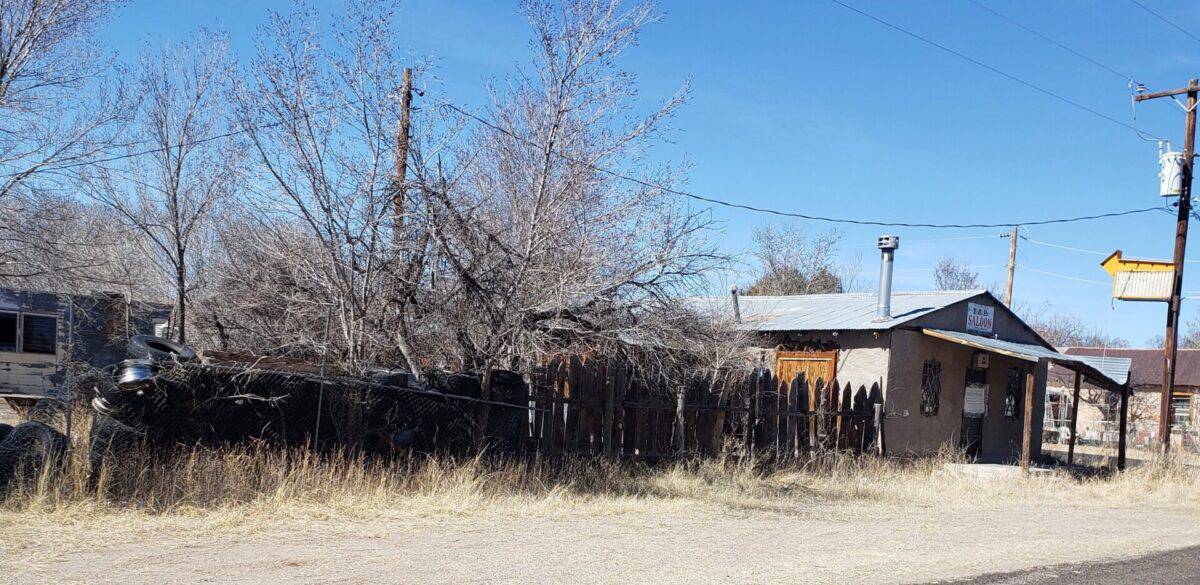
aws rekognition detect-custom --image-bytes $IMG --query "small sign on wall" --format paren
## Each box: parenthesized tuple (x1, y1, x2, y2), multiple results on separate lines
(966, 302, 994, 334)
(964, 383, 989, 417)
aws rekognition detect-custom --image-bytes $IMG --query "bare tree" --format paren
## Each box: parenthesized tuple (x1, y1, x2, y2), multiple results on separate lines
(224, 0, 428, 371)
(421, 0, 727, 391)
(0, 0, 127, 284)
(933, 256, 981, 291)
(84, 32, 238, 343)
(744, 225, 854, 295)
(1021, 305, 1128, 349)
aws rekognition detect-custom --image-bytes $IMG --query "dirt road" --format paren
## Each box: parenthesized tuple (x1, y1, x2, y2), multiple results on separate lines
(954, 544, 1200, 584)
(9, 500, 1200, 584)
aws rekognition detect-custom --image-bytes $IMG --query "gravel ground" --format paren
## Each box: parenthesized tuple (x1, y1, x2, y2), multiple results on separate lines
(7, 501, 1200, 584)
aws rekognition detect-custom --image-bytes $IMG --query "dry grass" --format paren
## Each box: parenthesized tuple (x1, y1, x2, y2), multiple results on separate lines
(6, 405, 1198, 528)
(5, 412, 1200, 581)
(3, 438, 1200, 576)
(4, 439, 1199, 523)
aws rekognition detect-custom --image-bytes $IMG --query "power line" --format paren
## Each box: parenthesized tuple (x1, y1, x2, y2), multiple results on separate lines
(5, 80, 1168, 232)
(0, 102, 345, 179)
(1020, 265, 1110, 286)
(438, 101, 1165, 229)
(826, 0, 1167, 141)
(969, 0, 1135, 83)
(1129, 0, 1200, 44)
(1022, 234, 1200, 267)
(1023, 237, 1109, 256)
(895, 264, 1005, 273)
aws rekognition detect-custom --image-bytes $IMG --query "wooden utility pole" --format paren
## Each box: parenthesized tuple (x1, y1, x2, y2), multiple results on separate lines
(393, 67, 413, 243)
(1135, 79, 1199, 454)
(1004, 225, 1019, 306)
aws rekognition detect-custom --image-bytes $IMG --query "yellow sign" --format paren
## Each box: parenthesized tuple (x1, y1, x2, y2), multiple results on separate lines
(1100, 250, 1174, 276)
(1100, 251, 1175, 302)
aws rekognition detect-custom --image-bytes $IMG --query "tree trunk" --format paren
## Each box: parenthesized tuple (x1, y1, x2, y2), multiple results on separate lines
(175, 254, 187, 343)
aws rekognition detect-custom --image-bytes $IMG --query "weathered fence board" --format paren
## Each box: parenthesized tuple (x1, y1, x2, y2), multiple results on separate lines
(522, 360, 883, 459)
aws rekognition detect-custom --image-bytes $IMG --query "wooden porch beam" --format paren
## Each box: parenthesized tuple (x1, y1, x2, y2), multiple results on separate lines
(1067, 371, 1082, 467)
(1020, 361, 1041, 471)
(1119, 384, 1129, 471)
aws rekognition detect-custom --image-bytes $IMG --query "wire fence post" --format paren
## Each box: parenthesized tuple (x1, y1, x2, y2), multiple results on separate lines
(314, 304, 332, 448)
(64, 299, 75, 450)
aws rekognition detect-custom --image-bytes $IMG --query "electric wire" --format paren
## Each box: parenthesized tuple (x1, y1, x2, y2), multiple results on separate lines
(1128, 0, 1200, 44)
(438, 101, 1165, 229)
(1024, 234, 1200, 264)
(0, 73, 1168, 231)
(1023, 237, 1110, 256)
(1020, 266, 1111, 286)
(968, 0, 1135, 83)
(826, 0, 1168, 142)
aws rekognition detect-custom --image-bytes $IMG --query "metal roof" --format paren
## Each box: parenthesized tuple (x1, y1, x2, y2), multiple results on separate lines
(1063, 354, 1131, 386)
(922, 329, 1128, 390)
(1056, 347, 1193, 388)
(687, 290, 984, 332)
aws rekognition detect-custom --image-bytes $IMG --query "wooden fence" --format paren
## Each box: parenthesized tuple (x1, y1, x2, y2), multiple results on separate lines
(522, 359, 884, 459)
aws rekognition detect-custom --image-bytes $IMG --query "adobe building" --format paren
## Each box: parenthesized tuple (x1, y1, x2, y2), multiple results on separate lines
(695, 236, 1127, 465)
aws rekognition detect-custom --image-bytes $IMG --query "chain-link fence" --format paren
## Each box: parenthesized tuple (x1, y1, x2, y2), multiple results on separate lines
(86, 357, 530, 455)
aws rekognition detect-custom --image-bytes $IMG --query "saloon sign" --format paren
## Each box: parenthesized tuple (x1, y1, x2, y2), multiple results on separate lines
(966, 302, 994, 334)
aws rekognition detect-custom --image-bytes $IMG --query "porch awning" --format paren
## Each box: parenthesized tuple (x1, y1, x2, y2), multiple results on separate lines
(920, 329, 1128, 391)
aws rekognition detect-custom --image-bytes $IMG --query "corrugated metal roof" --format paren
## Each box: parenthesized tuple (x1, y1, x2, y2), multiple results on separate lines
(1065, 355, 1131, 386)
(1052, 347, 1189, 388)
(922, 329, 1128, 389)
(687, 290, 984, 332)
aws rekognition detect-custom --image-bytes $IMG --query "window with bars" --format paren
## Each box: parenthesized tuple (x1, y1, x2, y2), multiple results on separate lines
(921, 359, 941, 416)
(1004, 367, 1023, 419)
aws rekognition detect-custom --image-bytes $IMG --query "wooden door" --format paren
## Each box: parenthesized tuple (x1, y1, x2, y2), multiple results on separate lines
(775, 350, 837, 388)
(775, 350, 837, 411)
(775, 350, 837, 449)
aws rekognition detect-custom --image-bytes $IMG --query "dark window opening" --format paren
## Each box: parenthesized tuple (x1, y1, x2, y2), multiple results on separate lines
(21, 315, 56, 354)
(921, 359, 942, 416)
(1004, 367, 1023, 419)
(0, 312, 15, 352)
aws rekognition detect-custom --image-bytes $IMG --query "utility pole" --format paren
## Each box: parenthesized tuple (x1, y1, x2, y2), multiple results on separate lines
(1004, 225, 1018, 307)
(1135, 78, 1199, 454)
(393, 67, 413, 245)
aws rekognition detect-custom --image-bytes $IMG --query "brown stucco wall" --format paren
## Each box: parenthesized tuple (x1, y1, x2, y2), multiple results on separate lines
(885, 329, 1046, 461)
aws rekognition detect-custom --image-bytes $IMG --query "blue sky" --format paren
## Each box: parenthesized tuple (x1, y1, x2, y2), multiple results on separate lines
(100, 0, 1200, 345)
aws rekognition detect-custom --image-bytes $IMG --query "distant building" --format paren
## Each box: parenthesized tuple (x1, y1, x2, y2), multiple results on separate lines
(1048, 348, 1198, 449)
(0, 287, 171, 412)
(689, 288, 1127, 463)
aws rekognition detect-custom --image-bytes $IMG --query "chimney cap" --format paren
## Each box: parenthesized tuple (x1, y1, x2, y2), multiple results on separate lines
(877, 235, 900, 250)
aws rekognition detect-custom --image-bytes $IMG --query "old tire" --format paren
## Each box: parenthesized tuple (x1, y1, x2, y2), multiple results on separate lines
(0, 421, 67, 492)
(127, 335, 197, 362)
(88, 415, 140, 482)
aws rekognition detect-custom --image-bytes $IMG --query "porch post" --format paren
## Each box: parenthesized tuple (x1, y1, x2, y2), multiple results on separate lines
(1020, 362, 1040, 471)
(1118, 383, 1129, 471)
(1067, 370, 1082, 467)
